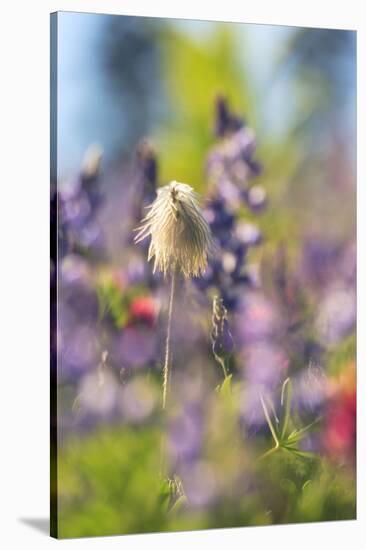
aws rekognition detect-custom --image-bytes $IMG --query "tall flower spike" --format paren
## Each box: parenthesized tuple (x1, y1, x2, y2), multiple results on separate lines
(211, 295, 234, 378)
(134, 181, 213, 278)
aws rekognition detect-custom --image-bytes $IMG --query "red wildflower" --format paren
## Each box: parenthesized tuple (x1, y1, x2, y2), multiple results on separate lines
(324, 362, 356, 458)
(128, 296, 157, 327)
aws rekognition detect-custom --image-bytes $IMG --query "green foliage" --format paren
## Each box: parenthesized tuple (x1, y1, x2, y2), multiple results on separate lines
(155, 25, 254, 190)
(294, 465, 356, 522)
(257, 448, 355, 524)
(260, 378, 320, 460)
(57, 386, 355, 537)
(216, 373, 233, 398)
(58, 426, 167, 538)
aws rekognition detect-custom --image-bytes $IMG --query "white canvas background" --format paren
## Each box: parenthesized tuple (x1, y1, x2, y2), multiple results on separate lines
(0, 1, 364, 548)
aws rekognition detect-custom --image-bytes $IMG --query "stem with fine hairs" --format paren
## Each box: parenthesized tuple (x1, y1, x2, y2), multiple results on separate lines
(162, 268, 176, 409)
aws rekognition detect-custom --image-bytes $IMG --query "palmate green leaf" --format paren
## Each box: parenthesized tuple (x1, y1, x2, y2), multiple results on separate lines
(159, 477, 173, 513)
(282, 445, 318, 460)
(169, 495, 188, 515)
(286, 418, 320, 444)
(260, 378, 319, 461)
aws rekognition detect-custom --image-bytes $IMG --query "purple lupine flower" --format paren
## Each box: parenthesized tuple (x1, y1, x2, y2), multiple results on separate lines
(131, 138, 158, 234)
(245, 184, 267, 213)
(211, 296, 234, 376)
(58, 145, 105, 257)
(193, 98, 265, 312)
(135, 138, 158, 205)
(214, 94, 244, 137)
(80, 143, 104, 209)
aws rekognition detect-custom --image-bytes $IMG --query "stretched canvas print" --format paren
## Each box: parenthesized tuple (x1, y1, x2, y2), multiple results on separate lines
(50, 11, 357, 539)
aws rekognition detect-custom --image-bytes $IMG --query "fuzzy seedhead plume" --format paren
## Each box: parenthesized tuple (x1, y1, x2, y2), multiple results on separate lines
(134, 181, 213, 278)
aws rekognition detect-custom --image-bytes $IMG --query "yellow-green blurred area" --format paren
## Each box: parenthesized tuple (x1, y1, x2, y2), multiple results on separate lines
(57, 385, 356, 538)
(55, 12, 356, 538)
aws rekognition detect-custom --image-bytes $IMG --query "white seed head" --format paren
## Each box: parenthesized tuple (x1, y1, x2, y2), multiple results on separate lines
(134, 181, 213, 278)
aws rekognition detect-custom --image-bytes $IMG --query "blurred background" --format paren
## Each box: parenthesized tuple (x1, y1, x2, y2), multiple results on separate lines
(52, 12, 356, 538)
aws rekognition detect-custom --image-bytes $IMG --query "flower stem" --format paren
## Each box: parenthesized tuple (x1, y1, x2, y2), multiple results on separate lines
(258, 444, 280, 461)
(162, 268, 176, 409)
(218, 357, 228, 379)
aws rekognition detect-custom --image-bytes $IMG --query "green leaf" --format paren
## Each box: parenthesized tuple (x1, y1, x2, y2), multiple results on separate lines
(217, 373, 233, 397)
(280, 377, 292, 439)
(286, 418, 320, 444)
(302, 480, 312, 490)
(282, 445, 318, 460)
(169, 495, 188, 515)
(260, 394, 279, 446)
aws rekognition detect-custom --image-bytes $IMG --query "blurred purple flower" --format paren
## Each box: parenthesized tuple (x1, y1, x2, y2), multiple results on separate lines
(234, 291, 281, 345)
(301, 238, 342, 288)
(245, 184, 267, 213)
(78, 370, 119, 419)
(180, 460, 218, 508)
(241, 342, 289, 387)
(118, 377, 158, 422)
(240, 384, 267, 428)
(59, 324, 100, 378)
(235, 222, 262, 247)
(214, 94, 244, 137)
(315, 284, 356, 345)
(168, 403, 203, 466)
(111, 326, 158, 369)
(60, 254, 99, 321)
(293, 364, 329, 415)
(57, 145, 105, 256)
